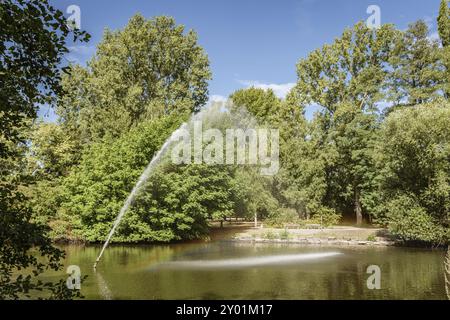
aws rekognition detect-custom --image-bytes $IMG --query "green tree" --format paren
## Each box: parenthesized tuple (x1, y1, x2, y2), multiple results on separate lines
(229, 88, 288, 220)
(295, 22, 394, 224)
(27, 122, 81, 179)
(438, 0, 450, 98)
(274, 90, 330, 220)
(296, 22, 396, 114)
(229, 87, 338, 224)
(55, 115, 183, 241)
(54, 112, 240, 242)
(0, 0, 89, 156)
(230, 88, 336, 224)
(233, 167, 278, 226)
(388, 21, 444, 106)
(57, 15, 211, 143)
(327, 103, 379, 225)
(129, 164, 236, 241)
(0, 0, 88, 299)
(438, 0, 450, 47)
(230, 87, 281, 124)
(24, 122, 81, 235)
(375, 100, 450, 244)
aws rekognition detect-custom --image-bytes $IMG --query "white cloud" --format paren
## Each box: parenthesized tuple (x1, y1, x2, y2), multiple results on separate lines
(237, 80, 296, 99)
(66, 45, 95, 65)
(68, 45, 92, 54)
(209, 95, 228, 103)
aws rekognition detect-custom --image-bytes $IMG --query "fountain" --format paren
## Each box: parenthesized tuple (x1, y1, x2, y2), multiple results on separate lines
(95, 269, 113, 299)
(93, 122, 189, 269)
(93, 103, 226, 269)
(93, 101, 270, 269)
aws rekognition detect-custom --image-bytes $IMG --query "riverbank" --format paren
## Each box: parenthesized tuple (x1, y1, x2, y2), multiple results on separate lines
(229, 225, 398, 247)
(54, 222, 436, 248)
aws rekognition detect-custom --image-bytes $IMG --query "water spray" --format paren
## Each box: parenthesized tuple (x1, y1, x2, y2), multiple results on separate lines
(93, 101, 257, 269)
(94, 122, 189, 269)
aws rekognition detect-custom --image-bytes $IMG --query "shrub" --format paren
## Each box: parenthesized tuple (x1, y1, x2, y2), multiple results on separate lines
(386, 194, 446, 244)
(263, 230, 277, 240)
(376, 102, 450, 244)
(310, 207, 341, 227)
(266, 207, 301, 228)
(279, 229, 290, 240)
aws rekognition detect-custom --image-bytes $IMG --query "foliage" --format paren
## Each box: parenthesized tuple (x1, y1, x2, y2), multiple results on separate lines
(229, 85, 340, 225)
(57, 15, 211, 144)
(294, 18, 449, 227)
(385, 194, 446, 243)
(230, 87, 281, 124)
(295, 22, 394, 224)
(266, 208, 303, 228)
(0, 0, 89, 156)
(438, 0, 450, 98)
(263, 230, 277, 240)
(308, 207, 342, 227)
(0, 0, 88, 299)
(275, 90, 325, 218)
(123, 164, 236, 242)
(388, 21, 445, 106)
(7, 2, 450, 265)
(25, 13, 213, 245)
(326, 102, 379, 224)
(55, 115, 184, 242)
(438, 0, 450, 47)
(279, 229, 290, 240)
(233, 167, 278, 222)
(296, 22, 396, 114)
(374, 101, 450, 244)
(27, 122, 81, 179)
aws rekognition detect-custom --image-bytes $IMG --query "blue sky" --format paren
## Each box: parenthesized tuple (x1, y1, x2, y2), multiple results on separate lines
(39, 0, 443, 120)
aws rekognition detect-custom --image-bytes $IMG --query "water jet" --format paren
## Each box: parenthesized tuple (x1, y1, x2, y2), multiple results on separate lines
(93, 122, 189, 269)
(93, 102, 267, 269)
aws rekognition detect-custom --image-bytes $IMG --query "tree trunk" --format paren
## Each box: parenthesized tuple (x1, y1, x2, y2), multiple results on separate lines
(220, 220, 223, 228)
(254, 212, 258, 228)
(355, 190, 363, 226)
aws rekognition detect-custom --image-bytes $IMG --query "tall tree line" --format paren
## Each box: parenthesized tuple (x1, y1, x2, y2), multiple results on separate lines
(2, 5, 449, 300)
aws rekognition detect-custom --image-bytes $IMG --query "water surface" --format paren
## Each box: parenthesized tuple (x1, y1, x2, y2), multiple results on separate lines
(49, 241, 447, 300)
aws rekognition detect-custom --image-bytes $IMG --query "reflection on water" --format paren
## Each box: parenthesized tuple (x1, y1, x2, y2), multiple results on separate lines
(156, 252, 342, 269)
(445, 246, 450, 300)
(95, 270, 113, 300)
(43, 242, 447, 300)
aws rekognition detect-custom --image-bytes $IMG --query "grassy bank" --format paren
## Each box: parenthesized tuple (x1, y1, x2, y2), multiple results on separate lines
(228, 224, 397, 246)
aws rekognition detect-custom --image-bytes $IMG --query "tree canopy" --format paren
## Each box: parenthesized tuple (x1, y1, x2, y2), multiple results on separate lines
(3, 2, 449, 283)
(0, 0, 89, 299)
(374, 100, 450, 244)
(57, 15, 211, 144)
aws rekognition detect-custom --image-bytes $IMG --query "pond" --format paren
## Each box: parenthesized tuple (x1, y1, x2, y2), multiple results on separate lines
(45, 238, 448, 300)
